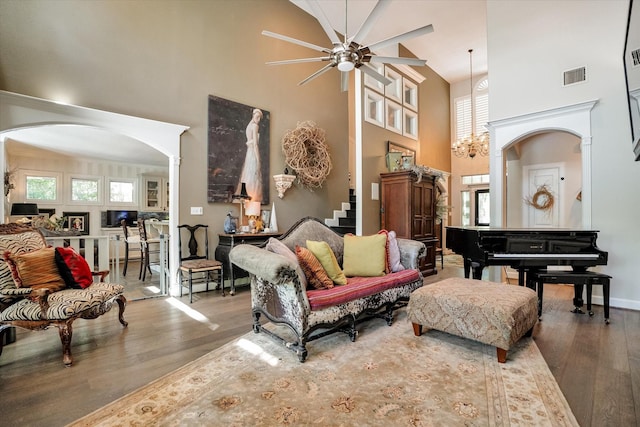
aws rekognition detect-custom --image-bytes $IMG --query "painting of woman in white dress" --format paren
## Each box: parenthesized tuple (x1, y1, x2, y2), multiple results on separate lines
(207, 96, 270, 203)
(236, 108, 263, 202)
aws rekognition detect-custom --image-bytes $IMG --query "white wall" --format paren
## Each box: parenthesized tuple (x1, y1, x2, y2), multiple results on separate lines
(488, 0, 640, 309)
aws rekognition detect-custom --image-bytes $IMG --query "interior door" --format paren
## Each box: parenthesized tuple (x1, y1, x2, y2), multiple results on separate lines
(524, 165, 561, 227)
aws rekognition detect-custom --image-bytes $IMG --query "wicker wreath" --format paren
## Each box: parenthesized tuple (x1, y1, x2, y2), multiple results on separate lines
(282, 121, 332, 190)
(525, 184, 554, 212)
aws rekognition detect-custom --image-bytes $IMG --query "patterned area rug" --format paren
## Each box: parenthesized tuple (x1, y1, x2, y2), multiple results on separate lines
(69, 310, 578, 427)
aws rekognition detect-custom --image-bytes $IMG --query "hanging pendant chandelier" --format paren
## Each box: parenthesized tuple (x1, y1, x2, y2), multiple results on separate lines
(452, 49, 489, 159)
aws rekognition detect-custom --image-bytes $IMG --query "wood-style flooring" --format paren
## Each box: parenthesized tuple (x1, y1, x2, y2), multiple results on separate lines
(1, 261, 638, 426)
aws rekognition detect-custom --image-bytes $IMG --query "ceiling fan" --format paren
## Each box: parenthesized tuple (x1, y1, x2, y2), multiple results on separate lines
(262, 0, 433, 91)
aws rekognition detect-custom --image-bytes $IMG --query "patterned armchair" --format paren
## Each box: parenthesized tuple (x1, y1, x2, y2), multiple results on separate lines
(0, 224, 127, 366)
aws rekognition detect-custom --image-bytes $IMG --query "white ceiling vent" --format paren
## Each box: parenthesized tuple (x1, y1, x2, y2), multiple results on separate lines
(632, 48, 640, 67)
(563, 66, 587, 86)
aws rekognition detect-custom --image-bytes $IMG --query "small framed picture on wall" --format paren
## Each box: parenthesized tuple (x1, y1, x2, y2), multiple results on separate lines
(63, 212, 90, 235)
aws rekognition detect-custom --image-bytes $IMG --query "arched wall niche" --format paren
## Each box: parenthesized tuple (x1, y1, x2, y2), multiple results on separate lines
(488, 100, 597, 230)
(504, 130, 582, 228)
(0, 90, 189, 294)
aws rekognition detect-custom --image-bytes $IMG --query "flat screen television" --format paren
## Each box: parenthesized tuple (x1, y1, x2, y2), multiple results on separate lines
(106, 210, 138, 227)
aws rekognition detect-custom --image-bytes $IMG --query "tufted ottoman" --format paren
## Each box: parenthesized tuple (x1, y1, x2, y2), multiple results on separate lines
(407, 277, 538, 363)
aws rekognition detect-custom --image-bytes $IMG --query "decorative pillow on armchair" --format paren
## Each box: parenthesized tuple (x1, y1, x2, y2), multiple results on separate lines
(55, 247, 94, 289)
(3, 247, 66, 292)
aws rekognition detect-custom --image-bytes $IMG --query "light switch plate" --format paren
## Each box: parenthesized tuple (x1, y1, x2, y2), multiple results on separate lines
(371, 183, 379, 200)
(190, 206, 203, 215)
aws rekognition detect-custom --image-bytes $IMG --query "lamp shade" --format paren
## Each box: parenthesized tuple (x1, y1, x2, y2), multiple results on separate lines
(232, 182, 251, 201)
(11, 203, 39, 216)
(245, 201, 261, 217)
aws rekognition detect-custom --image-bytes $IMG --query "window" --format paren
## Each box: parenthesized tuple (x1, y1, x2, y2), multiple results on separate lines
(461, 174, 490, 185)
(403, 108, 418, 139)
(71, 177, 101, 203)
(475, 189, 490, 226)
(385, 99, 403, 134)
(109, 179, 136, 204)
(384, 68, 402, 102)
(22, 170, 61, 203)
(454, 77, 489, 140)
(364, 88, 385, 127)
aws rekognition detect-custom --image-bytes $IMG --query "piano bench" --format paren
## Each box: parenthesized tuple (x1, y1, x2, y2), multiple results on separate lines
(407, 277, 538, 363)
(533, 270, 611, 324)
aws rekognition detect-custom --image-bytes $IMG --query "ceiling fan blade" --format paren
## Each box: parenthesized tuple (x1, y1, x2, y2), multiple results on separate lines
(349, 0, 391, 44)
(358, 63, 392, 86)
(262, 30, 331, 54)
(341, 71, 349, 92)
(266, 57, 331, 66)
(366, 24, 434, 52)
(299, 63, 335, 86)
(369, 56, 427, 66)
(306, 0, 341, 45)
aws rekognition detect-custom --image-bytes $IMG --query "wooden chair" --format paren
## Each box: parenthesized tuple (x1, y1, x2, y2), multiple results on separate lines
(120, 220, 141, 276)
(178, 224, 224, 303)
(137, 220, 160, 281)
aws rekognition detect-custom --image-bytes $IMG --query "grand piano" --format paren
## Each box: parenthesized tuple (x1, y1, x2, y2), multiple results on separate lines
(445, 226, 608, 288)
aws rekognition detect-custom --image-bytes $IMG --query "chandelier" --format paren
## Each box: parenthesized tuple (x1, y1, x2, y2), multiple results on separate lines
(452, 49, 489, 159)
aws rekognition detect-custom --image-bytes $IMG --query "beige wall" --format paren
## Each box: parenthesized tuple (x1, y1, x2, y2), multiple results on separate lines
(0, 0, 349, 236)
(359, 62, 451, 235)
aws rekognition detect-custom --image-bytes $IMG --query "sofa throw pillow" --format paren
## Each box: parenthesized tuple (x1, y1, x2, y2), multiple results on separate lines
(55, 247, 94, 289)
(266, 237, 307, 288)
(306, 240, 347, 285)
(377, 229, 391, 273)
(386, 231, 405, 272)
(3, 247, 66, 292)
(295, 245, 334, 290)
(343, 234, 387, 277)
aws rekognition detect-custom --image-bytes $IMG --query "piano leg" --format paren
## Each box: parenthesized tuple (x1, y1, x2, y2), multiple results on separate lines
(572, 284, 585, 314)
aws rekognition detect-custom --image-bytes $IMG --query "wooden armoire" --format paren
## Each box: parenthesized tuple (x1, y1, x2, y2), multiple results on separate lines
(380, 171, 438, 276)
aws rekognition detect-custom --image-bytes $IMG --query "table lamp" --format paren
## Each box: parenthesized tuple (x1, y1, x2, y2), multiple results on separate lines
(245, 201, 261, 233)
(231, 182, 251, 228)
(10, 203, 39, 223)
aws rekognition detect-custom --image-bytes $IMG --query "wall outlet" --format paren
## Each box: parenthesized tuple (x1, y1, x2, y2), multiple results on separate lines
(190, 206, 203, 215)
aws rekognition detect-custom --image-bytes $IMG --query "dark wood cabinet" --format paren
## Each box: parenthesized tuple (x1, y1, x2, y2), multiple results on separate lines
(380, 171, 438, 277)
(215, 232, 281, 294)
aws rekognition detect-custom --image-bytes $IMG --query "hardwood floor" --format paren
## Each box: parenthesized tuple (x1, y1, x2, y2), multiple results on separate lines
(1, 263, 638, 426)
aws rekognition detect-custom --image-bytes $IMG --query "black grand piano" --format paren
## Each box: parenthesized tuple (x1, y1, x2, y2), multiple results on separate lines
(445, 226, 608, 288)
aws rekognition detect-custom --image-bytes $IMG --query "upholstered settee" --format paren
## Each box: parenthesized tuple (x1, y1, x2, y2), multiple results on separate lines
(229, 217, 425, 362)
(0, 224, 127, 366)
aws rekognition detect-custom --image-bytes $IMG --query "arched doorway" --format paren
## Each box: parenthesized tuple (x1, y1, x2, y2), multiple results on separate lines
(0, 90, 188, 294)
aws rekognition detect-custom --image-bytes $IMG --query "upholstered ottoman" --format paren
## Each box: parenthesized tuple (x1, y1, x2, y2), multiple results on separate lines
(407, 277, 538, 363)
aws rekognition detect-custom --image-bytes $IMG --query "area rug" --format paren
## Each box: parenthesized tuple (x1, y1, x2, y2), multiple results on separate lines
(69, 311, 578, 427)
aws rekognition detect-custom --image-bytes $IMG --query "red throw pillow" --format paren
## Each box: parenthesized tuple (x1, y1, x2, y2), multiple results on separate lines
(54, 247, 93, 289)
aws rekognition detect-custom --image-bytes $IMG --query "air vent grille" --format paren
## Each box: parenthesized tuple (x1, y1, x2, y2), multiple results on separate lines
(563, 66, 587, 86)
(632, 48, 640, 67)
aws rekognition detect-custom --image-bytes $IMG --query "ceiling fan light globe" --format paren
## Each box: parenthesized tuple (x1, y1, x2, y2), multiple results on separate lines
(337, 60, 354, 72)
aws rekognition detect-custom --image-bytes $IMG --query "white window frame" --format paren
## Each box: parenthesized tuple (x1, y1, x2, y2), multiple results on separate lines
(384, 67, 403, 103)
(385, 99, 403, 134)
(403, 77, 418, 111)
(364, 63, 385, 93)
(364, 88, 385, 127)
(403, 108, 418, 140)
(107, 177, 138, 206)
(20, 169, 62, 204)
(68, 174, 103, 205)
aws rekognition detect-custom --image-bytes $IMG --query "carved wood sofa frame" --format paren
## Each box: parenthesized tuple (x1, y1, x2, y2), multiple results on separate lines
(229, 217, 426, 362)
(0, 224, 127, 366)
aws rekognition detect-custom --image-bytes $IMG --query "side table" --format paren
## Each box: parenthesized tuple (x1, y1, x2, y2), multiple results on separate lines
(215, 232, 281, 295)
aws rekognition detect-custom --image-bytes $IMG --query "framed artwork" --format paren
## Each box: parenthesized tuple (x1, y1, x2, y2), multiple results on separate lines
(63, 211, 89, 235)
(207, 95, 270, 204)
(38, 208, 56, 219)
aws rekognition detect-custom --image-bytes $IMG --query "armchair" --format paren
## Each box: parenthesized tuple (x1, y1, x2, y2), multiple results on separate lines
(0, 224, 127, 366)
